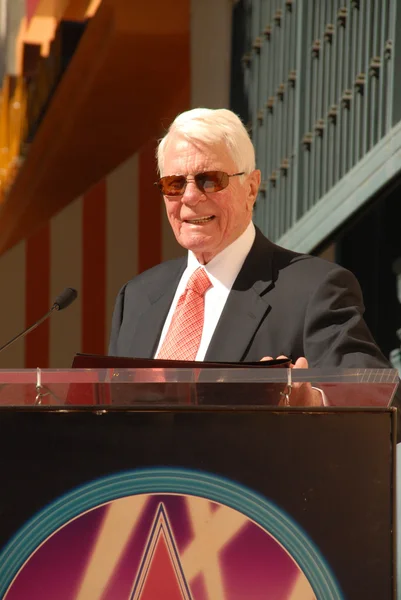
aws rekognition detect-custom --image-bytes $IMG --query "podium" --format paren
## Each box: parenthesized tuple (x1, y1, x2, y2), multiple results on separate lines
(0, 366, 397, 599)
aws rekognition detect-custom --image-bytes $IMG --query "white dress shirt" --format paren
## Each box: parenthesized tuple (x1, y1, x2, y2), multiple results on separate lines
(155, 222, 256, 360)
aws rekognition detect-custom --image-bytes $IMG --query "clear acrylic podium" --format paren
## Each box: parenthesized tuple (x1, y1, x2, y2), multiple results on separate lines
(0, 367, 397, 600)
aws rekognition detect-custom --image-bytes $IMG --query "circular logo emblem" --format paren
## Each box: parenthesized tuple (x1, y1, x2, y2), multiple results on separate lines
(0, 468, 342, 599)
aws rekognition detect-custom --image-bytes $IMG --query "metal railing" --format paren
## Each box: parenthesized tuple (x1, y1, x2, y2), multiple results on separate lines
(234, 0, 400, 245)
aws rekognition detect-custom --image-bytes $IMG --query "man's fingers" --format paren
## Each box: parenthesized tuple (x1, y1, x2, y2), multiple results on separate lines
(294, 356, 308, 369)
(288, 356, 309, 394)
(260, 355, 309, 370)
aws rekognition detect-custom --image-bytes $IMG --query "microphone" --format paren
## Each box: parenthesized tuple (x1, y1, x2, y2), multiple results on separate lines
(52, 287, 78, 311)
(0, 287, 78, 354)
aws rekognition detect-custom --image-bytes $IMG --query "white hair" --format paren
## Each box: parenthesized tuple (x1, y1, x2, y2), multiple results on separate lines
(157, 108, 255, 176)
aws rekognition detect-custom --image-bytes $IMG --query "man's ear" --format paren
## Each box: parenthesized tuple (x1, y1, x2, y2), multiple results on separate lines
(247, 169, 261, 209)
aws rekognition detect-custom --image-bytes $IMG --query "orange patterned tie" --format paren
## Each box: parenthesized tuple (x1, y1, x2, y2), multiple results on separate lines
(157, 268, 212, 360)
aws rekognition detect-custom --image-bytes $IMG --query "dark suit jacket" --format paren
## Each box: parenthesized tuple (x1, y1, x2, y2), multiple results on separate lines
(109, 227, 389, 368)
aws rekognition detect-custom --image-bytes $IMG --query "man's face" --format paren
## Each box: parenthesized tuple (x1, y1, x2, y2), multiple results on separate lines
(161, 136, 261, 264)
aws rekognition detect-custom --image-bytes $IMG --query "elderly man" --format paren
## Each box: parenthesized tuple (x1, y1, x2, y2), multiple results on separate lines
(109, 108, 389, 391)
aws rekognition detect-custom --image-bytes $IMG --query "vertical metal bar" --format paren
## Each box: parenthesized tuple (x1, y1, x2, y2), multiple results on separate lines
(372, 0, 379, 146)
(386, 0, 397, 130)
(268, 0, 277, 239)
(281, 0, 291, 236)
(362, 0, 372, 156)
(252, 0, 261, 158)
(250, 0, 261, 229)
(292, 0, 308, 225)
(265, 1, 275, 239)
(321, 0, 330, 197)
(334, 0, 343, 185)
(348, 1, 357, 172)
(248, 0, 255, 118)
(278, 0, 285, 238)
(286, 0, 296, 230)
(263, 0, 273, 236)
(276, 0, 288, 237)
(272, 1, 280, 238)
(343, 5, 350, 175)
(283, 2, 290, 231)
(369, 0, 379, 150)
(269, 0, 277, 239)
(378, 0, 389, 138)
(283, 0, 290, 236)
(264, 0, 273, 239)
(373, 0, 385, 143)
(310, 2, 318, 208)
(313, 1, 325, 206)
(340, 5, 350, 178)
(327, 0, 337, 192)
(272, 0, 282, 239)
(354, 1, 363, 164)
(243, 0, 253, 138)
(309, 1, 320, 211)
(300, 0, 313, 220)
(255, 0, 269, 233)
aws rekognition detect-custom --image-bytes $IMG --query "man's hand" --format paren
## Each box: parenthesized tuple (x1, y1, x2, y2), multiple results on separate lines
(260, 355, 323, 407)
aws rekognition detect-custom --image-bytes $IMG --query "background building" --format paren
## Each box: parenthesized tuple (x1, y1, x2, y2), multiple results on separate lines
(232, 0, 401, 367)
(0, 0, 399, 369)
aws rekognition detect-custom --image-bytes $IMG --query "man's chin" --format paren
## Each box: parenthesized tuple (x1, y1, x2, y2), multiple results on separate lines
(176, 234, 218, 260)
(178, 232, 211, 250)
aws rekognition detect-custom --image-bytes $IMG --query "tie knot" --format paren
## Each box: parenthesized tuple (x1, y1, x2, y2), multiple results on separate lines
(186, 268, 212, 296)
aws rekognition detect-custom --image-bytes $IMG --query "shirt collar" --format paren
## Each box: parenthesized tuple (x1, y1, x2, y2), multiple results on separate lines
(187, 222, 256, 291)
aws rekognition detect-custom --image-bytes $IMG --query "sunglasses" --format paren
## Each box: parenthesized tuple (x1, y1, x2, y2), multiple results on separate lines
(155, 171, 245, 197)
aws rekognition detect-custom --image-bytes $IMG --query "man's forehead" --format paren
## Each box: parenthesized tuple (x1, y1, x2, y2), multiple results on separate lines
(163, 136, 236, 171)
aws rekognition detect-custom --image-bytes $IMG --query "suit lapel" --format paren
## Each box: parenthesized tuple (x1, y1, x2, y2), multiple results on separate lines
(205, 229, 275, 362)
(127, 258, 187, 358)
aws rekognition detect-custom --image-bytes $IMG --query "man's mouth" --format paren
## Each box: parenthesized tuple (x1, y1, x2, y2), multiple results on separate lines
(184, 216, 215, 224)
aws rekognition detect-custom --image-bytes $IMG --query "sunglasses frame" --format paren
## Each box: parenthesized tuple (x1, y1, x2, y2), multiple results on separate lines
(155, 171, 245, 197)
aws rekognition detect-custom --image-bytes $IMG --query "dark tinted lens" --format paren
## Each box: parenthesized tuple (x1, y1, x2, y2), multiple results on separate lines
(159, 175, 187, 196)
(195, 171, 229, 193)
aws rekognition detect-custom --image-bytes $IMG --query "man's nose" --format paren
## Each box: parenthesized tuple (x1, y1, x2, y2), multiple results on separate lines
(181, 179, 205, 204)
